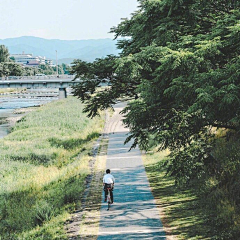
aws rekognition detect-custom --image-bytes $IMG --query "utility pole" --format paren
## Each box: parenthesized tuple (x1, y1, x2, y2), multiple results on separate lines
(56, 50, 58, 77)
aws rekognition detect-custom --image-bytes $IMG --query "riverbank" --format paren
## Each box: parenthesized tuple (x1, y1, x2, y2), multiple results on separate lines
(6, 107, 36, 125)
(0, 110, 18, 139)
(0, 107, 38, 139)
(0, 90, 58, 138)
(0, 97, 105, 239)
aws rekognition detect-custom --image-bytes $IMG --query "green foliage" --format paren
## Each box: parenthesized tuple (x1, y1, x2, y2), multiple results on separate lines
(0, 45, 9, 63)
(61, 63, 71, 74)
(22, 66, 36, 76)
(38, 64, 64, 75)
(0, 97, 104, 239)
(72, 1, 240, 238)
(0, 45, 23, 77)
(35, 200, 56, 223)
(71, 55, 140, 117)
(144, 150, 214, 239)
(197, 134, 240, 239)
(38, 64, 56, 75)
(0, 62, 23, 76)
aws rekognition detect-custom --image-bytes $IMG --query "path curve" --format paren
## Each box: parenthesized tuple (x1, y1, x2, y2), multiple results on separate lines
(98, 102, 166, 239)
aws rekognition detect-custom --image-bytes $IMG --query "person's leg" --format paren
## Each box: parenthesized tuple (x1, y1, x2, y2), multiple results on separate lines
(104, 185, 107, 201)
(110, 189, 113, 203)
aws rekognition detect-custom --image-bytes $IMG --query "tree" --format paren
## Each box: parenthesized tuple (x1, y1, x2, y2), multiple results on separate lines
(72, 1, 240, 237)
(71, 55, 141, 117)
(72, 0, 240, 180)
(0, 45, 23, 77)
(0, 63, 10, 77)
(38, 64, 55, 75)
(22, 67, 35, 76)
(0, 45, 9, 63)
(61, 63, 71, 74)
(0, 62, 22, 76)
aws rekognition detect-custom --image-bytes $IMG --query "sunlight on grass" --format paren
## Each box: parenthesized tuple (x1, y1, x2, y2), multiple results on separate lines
(19, 212, 70, 240)
(143, 150, 211, 240)
(0, 97, 105, 239)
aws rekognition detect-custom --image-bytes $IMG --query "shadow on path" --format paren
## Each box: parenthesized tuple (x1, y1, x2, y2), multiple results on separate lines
(98, 118, 166, 240)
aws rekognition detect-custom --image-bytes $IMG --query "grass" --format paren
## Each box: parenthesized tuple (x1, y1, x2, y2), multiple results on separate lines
(77, 137, 108, 239)
(143, 150, 213, 240)
(0, 97, 105, 239)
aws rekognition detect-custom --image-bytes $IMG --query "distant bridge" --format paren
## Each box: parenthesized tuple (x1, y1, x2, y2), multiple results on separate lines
(0, 74, 74, 81)
(0, 75, 81, 98)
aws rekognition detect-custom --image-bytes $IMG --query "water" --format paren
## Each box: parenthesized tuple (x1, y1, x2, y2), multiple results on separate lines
(0, 95, 58, 139)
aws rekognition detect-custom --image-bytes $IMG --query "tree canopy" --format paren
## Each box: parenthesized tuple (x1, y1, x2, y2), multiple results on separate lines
(71, 0, 240, 184)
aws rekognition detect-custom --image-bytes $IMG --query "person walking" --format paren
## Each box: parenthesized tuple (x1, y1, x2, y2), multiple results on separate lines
(103, 169, 115, 203)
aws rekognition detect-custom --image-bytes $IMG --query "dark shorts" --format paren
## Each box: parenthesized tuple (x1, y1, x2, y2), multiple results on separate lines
(104, 183, 113, 190)
(104, 183, 114, 202)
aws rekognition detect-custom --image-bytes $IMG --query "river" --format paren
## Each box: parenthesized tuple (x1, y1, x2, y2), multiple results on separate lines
(0, 92, 58, 139)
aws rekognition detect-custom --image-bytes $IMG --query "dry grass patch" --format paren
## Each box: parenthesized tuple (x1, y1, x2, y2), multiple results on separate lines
(77, 137, 108, 239)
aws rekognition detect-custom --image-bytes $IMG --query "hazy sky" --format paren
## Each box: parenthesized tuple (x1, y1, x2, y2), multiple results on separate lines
(0, 0, 139, 40)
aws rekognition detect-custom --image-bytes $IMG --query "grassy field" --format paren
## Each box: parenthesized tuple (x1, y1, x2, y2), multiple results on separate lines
(0, 97, 105, 239)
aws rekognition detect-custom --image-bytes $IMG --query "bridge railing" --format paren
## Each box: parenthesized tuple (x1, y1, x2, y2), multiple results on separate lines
(0, 75, 75, 81)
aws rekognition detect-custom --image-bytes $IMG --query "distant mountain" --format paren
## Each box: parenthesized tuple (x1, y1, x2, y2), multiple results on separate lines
(0, 36, 121, 64)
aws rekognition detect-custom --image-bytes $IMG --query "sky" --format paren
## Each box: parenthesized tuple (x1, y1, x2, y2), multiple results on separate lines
(0, 0, 139, 40)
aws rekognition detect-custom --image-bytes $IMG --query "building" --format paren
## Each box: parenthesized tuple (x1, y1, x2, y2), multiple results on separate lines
(10, 52, 53, 67)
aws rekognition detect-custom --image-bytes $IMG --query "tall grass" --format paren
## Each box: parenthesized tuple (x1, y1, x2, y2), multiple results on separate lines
(0, 97, 104, 239)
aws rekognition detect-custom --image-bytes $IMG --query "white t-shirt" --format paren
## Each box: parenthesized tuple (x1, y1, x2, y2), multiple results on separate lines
(103, 173, 115, 184)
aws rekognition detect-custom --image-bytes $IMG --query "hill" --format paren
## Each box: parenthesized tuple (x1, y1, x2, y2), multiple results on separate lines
(0, 36, 121, 64)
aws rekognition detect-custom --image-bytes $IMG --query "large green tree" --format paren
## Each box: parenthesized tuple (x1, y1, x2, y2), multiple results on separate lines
(72, 0, 240, 147)
(72, 1, 240, 236)
(72, 0, 240, 188)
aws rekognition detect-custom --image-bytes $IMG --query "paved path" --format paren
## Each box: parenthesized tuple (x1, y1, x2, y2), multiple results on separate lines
(98, 103, 166, 239)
